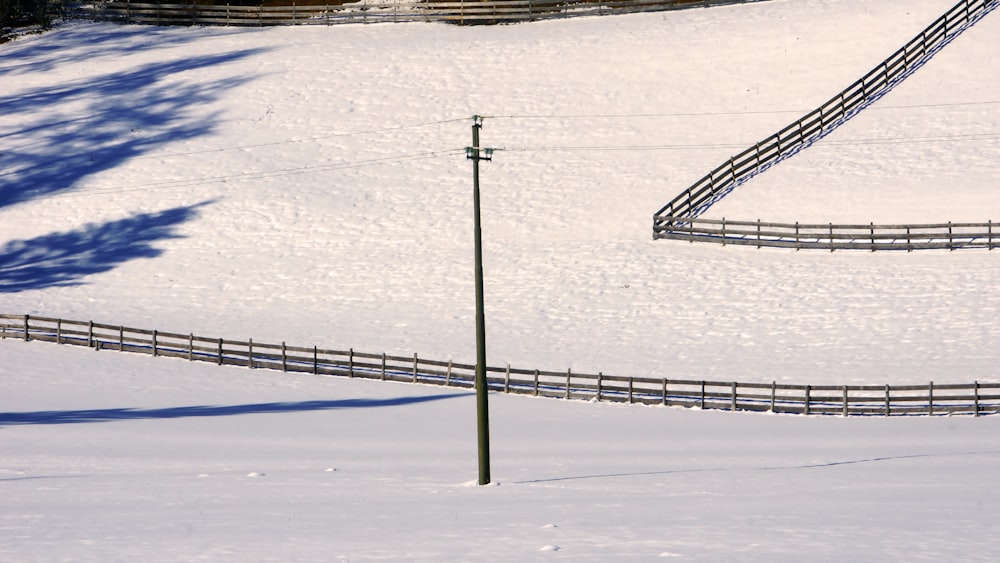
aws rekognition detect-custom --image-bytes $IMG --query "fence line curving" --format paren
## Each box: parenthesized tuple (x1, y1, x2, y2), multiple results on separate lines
(652, 0, 1000, 251)
(3, 314, 998, 417)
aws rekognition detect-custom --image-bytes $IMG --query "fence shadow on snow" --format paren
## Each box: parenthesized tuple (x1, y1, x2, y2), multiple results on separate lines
(0, 394, 471, 426)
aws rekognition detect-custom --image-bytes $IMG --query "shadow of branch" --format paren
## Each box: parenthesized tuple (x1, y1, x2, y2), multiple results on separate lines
(0, 46, 269, 207)
(0, 200, 213, 292)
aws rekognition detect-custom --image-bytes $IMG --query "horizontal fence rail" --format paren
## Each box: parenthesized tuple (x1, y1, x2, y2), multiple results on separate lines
(655, 216, 998, 251)
(3, 314, 998, 417)
(652, 0, 1000, 251)
(66, 0, 765, 26)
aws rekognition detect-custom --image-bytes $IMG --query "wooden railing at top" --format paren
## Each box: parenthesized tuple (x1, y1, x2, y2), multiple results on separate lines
(65, 0, 763, 26)
(652, 0, 1000, 250)
(3, 314, 998, 417)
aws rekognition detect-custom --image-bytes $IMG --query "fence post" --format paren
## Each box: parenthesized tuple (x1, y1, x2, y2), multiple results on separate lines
(928, 381, 934, 415)
(247, 338, 252, 368)
(770, 381, 776, 412)
(756, 219, 761, 249)
(949, 221, 954, 251)
(504, 364, 510, 393)
(662, 378, 668, 406)
(349, 348, 354, 378)
(381, 353, 387, 381)
(804, 385, 811, 415)
(533, 369, 539, 396)
(218, 338, 223, 365)
(721, 217, 727, 246)
(829, 223, 835, 252)
(628, 377, 634, 404)
(731, 381, 737, 411)
(870, 222, 875, 251)
(700, 381, 706, 409)
(565, 368, 571, 399)
(446, 360, 452, 386)
(974, 381, 980, 417)
(314, 346, 318, 375)
(282, 342, 287, 372)
(153, 330, 158, 357)
(412, 353, 418, 383)
(885, 384, 891, 417)
(597, 372, 603, 401)
(843, 386, 849, 417)
(88, 321, 94, 348)
(189, 334, 194, 361)
(988, 219, 994, 250)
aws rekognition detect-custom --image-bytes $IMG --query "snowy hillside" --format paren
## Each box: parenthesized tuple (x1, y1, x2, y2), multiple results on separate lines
(2, 1, 998, 385)
(2, 0, 1000, 559)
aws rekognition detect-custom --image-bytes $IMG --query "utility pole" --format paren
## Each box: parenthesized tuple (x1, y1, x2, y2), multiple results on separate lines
(466, 115, 494, 486)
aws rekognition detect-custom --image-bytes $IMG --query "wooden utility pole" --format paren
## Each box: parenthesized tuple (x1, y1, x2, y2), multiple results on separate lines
(467, 115, 494, 485)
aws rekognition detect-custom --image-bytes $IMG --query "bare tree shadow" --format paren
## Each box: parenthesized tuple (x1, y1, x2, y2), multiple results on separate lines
(0, 24, 266, 78)
(0, 39, 270, 207)
(0, 201, 213, 292)
(0, 393, 473, 426)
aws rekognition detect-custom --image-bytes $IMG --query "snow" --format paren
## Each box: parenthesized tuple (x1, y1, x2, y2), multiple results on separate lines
(2, 0, 1000, 559)
(4, 340, 1000, 560)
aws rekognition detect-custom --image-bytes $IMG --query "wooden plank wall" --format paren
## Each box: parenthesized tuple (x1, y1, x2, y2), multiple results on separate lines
(3, 314, 998, 416)
(652, 0, 999, 250)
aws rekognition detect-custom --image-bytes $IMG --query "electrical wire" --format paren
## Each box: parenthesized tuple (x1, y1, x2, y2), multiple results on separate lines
(36, 148, 466, 200)
(481, 99, 1000, 121)
(501, 131, 1000, 153)
(125, 116, 470, 162)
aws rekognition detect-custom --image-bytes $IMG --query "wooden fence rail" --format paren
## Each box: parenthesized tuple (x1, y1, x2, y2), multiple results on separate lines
(62, 0, 764, 26)
(652, 0, 1000, 250)
(654, 216, 998, 251)
(3, 314, 998, 416)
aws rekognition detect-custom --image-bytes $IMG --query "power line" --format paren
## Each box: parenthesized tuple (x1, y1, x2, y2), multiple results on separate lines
(126, 117, 470, 162)
(482, 99, 1000, 121)
(502, 131, 1000, 153)
(0, 116, 469, 162)
(35, 148, 465, 201)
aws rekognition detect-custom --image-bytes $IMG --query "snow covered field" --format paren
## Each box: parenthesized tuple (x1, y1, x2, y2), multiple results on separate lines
(2, 0, 999, 559)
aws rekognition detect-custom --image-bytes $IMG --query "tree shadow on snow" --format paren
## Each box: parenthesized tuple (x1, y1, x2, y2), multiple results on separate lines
(0, 393, 473, 426)
(0, 23, 265, 78)
(0, 200, 212, 292)
(0, 44, 270, 208)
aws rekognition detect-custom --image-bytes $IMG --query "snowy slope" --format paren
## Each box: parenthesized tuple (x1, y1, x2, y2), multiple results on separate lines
(3, 340, 1000, 560)
(2, 3, 1000, 558)
(2, 1, 998, 385)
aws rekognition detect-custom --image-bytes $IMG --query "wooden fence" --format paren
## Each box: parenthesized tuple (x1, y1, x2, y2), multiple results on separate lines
(652, 0, 999, 250)
(3, 314, 998, 416)
(65, 0, 762, 26)
(654, 216, 998, 251)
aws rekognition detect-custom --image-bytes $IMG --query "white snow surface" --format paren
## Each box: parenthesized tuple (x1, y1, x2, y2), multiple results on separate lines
(2, 0, 1000, 559)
